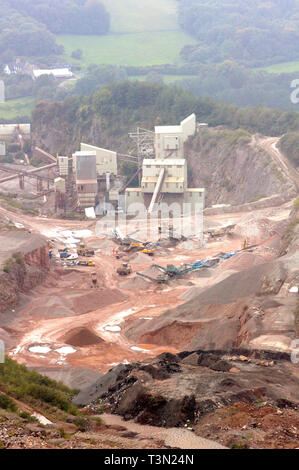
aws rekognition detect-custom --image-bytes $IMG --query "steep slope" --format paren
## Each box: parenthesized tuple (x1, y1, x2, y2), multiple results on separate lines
(185, 129, 297, 206)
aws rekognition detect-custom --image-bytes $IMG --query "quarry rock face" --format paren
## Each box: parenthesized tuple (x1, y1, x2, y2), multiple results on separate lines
(185, 133, 296, 206)
(0, 239, 49, 313)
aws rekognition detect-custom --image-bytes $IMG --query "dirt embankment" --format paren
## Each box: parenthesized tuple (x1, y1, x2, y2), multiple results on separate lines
(185, 131, 296, 206)
(0, 233, 49, 313)
(76, 350, 299, 448)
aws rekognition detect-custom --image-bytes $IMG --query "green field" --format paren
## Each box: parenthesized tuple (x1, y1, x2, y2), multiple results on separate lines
(0, 97, 35, 119)
(57, 31, 196, 68)
(101, 0, 179, 33)
(260, 61, 299, 74)
(57, 0, 195, 68)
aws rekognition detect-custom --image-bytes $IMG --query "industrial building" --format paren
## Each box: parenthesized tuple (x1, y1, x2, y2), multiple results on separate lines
(0, 141, 5, 157)
(154, 113, 196, 159)
(32, 68, 73, 80)
(72, 143, 121, 211)
(57, 156, 69, 176)
(54, 177, 66, 193)
(73, 151, 98, 208)
(70, 115, 204, 215)
(0, 123, 31, 139)
(80, 143, 117, 177)
(126, 113, 205, 214)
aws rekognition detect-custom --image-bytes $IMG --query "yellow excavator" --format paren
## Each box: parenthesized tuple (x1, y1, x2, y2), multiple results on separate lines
(141, 248, 155, 256)
(77, 243, 95, 257)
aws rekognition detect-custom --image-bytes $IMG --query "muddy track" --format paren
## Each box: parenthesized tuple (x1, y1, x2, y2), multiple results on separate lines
(255, 135, 299, 191)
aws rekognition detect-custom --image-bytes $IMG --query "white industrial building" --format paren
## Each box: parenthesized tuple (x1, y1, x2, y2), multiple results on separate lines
(154, 113, 196, 159)
(0, 141, 6, 157)
(72, 143, 121, 210)
(54, 177, 66, 193)
(72, 151, 98, 208)
(126, 113, 205, 214)
(0, 123, 30, 138)
(57, 156, 69, 176)
(80, 143, 117, 177)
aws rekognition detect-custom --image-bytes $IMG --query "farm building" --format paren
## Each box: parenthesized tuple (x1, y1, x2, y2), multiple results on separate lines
(32, 68, 73, 80)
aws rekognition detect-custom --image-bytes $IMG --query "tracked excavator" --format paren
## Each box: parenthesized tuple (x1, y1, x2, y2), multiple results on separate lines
(117, 263, 132, 276)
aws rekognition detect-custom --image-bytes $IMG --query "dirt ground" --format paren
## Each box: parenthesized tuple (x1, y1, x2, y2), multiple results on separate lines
(0, 199, 294, 379)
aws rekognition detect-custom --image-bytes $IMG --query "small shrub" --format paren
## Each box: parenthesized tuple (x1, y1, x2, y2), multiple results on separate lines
(0, 394, 17, 412)
(19, 411, 38, 422)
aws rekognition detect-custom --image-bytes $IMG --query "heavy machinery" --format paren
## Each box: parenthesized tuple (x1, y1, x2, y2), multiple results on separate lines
(117, 263, 132, 276)
(151, 258, 220, 279)
(77, 243, 95, 257)
(136, 272, 168, 284)
(123, 242, 144, 253)
(141, 248, 155, 256)
(76, 260, 96, 267)
(123, 242, 155, 256)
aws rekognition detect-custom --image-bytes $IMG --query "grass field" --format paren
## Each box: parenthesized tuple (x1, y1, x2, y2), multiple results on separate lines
(56, 0, 195, 68)
(57, 31, 196, 68)
(0, 97, 35, 119)
(101, 0, 179, 33)
(260, 61, 299, 74)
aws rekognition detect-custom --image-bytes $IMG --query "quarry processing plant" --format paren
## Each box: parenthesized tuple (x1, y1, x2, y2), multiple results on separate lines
(125, 113, 205, 214)
(55, 113, 205, 216)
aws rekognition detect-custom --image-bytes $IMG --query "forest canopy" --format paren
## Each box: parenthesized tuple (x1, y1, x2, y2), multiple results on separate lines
(0, 0, 110, 60)
(177, 0, 299, 66)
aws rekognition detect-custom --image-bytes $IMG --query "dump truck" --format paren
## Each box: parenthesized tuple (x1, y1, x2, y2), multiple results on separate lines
(117, 263, 132, 276)
(76, 260, 96, 267)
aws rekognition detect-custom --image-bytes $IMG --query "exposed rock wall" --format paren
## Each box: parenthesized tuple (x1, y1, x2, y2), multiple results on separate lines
(185, 132, 295, 206)
(0, 245, 49, 313)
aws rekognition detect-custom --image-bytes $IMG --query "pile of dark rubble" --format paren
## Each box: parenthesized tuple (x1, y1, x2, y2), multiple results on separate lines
(75, 349, 298, 429)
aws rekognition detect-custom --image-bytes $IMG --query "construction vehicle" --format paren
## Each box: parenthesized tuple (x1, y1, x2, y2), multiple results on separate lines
(77, 243, 95, 257)
(123, 242, 145, 253)
(117, 263, 132, 276)
(76, 260, 96, 267)
(136, 272, 168, 284)
(141, 248, 155, 256)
